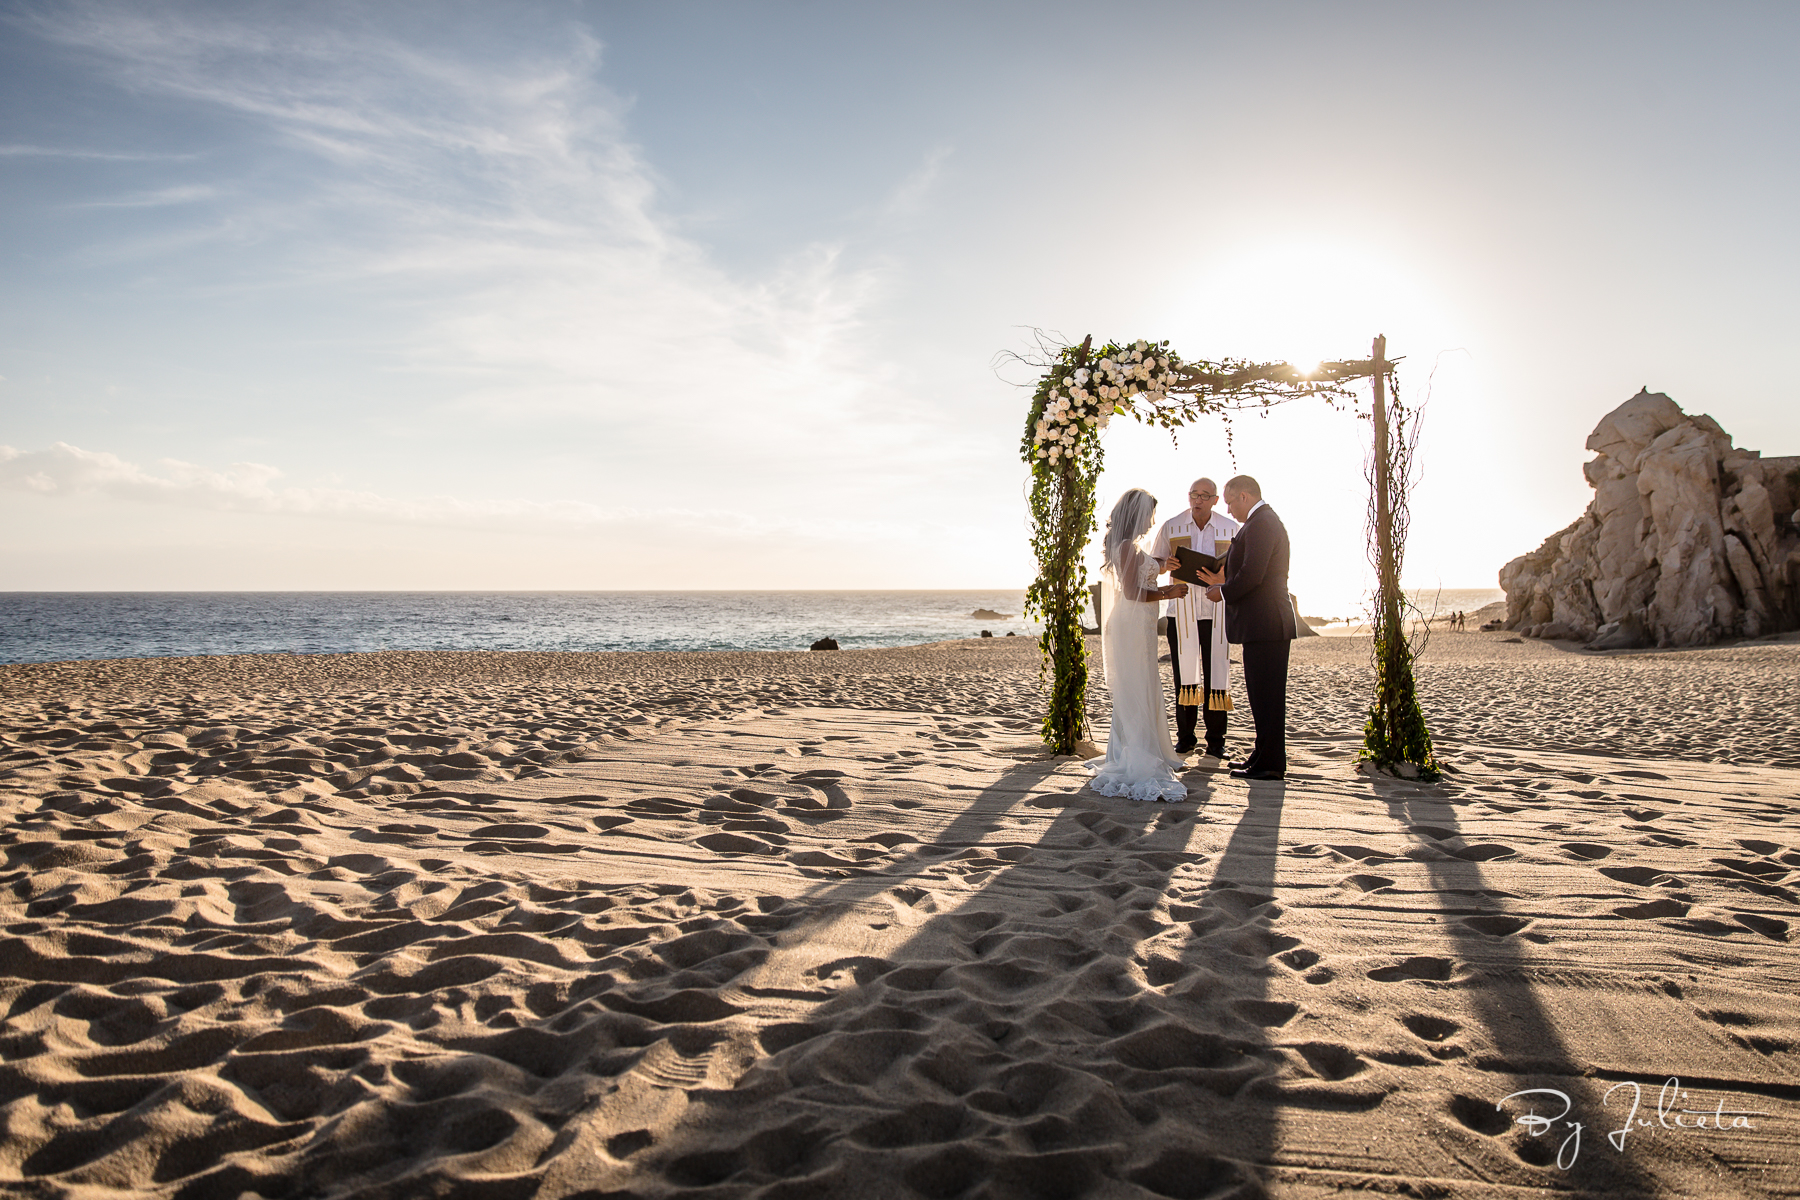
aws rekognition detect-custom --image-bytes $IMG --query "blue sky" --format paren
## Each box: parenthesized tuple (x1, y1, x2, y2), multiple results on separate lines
(2, 1, 1796, 613)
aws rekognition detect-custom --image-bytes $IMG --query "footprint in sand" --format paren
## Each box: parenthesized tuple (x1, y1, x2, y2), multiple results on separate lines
(1447, 843, 1517, 862)
(695, 832, 780, 855)
(1460, 914, 1531, 937)
(1612, 898, 1689, 920)
(1447, 1093, 1512, 1136)
(1599, 865, 1672, 885)
(1733, 912, 1790, 941)
(1401, 1013, 1460, 1042)
(1711, 857, 1792, 881)
(1407, 825, 1458, 841)
(1231, 999, 1299, 1028)
(1560, 842, 1613, 860)
(1367, 956, 1455, 983)
(1292, 1041, 1366, 1081)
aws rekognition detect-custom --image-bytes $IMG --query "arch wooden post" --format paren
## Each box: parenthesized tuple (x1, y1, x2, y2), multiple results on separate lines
(1362, 332, 1438, 776)
(1371, 335, 1397, 637)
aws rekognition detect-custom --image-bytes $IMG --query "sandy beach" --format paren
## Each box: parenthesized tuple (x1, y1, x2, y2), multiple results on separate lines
(2, 632, 1797, 1198)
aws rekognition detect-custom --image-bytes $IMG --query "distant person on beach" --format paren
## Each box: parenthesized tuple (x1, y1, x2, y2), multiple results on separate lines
(1148, 476, 1240, 760)
(1197, 475, 1295, 781)
(1088, 488, 1191, 803)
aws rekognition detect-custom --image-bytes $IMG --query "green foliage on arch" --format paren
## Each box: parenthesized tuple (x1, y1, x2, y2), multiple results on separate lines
(1017, 334, 1375, 755)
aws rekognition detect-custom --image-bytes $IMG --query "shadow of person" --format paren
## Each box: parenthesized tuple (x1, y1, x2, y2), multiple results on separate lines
(1138, 779, 1292, 1194)
(595, 759, 1282, 1196)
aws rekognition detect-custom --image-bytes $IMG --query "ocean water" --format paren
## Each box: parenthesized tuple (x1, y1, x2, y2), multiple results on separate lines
(1305, 588, 1506, 625)
(0, 591, 1040, 666)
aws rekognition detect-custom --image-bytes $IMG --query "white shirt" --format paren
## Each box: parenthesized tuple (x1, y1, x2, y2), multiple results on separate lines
(1148, 508, 1241, 619)
(1246, 499, 1267, 520)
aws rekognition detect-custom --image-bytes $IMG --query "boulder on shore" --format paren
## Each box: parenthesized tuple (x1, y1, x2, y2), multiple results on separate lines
(1499, 390, 1800, 647)
(809, 637, 840, 651)
(1290, 594, 1320, 637)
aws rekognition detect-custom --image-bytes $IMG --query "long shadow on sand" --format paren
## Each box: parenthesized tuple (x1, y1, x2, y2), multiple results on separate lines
(1384, 789, 1663, 1197)
(602, 759, 1299, 1197)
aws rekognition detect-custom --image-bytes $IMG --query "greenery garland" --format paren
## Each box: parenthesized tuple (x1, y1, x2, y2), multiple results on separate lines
(1016, 334, 1375, 755)
(1360, 369, 1442, 779)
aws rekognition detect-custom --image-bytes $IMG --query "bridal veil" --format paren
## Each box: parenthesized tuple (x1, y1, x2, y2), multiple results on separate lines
(1088, 489, 1188, 803)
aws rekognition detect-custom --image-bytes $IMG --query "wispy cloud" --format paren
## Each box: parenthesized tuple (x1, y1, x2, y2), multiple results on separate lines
(78, 183, 219, 208)
(0, 442, 909, 542)
(0, 143, 198, 160)
(21, 3, 899, 439)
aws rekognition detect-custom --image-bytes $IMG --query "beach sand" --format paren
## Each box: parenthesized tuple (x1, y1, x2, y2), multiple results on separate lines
(1, 632, 1796, 1197)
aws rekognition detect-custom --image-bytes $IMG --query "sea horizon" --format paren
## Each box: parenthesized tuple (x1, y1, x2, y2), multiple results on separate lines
(0, 587, 1506, 666)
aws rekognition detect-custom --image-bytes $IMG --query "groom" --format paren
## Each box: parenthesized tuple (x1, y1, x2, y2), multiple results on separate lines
(1198, 475, 1295, 781)
(1149, 477, 1240, 759)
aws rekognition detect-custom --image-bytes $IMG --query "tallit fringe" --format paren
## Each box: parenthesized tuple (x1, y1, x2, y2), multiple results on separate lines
(1176, 685, 1204, 708)
(1207, 689, 1234, 712)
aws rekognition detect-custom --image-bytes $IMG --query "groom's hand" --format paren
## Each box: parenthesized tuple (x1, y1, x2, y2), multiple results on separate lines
(1205, 586, 1223, 602)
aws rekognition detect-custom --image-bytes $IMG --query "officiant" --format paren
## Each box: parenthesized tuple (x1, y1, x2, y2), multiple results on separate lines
(1149, 477, 1240, 758)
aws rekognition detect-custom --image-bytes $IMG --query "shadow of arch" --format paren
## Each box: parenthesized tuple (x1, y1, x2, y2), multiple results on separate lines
(1383, 789, 1663, 1196)
(573, 756, 1289, 1195)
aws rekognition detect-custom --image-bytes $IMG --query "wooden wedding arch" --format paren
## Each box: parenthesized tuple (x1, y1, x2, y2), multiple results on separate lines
(1017, 333, 1438, 778)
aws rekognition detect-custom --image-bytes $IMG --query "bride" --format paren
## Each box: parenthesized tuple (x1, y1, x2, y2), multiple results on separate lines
(1089, 488, 1192, 803)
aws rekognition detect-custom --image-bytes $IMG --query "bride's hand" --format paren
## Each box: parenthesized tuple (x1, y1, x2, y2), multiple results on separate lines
(1165, 582, 1188, 599)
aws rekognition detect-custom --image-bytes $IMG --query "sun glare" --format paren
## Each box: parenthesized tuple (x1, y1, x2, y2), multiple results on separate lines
(1166, 242, 1450, 368)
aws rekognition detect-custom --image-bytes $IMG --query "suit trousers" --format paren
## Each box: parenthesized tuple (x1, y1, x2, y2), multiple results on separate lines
(1165, 618, 1226, 754)
(1240, 639, 1291, 774)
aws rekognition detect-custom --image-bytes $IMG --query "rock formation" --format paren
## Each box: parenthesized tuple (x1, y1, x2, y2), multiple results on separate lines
(1500, 390, 1800, 646)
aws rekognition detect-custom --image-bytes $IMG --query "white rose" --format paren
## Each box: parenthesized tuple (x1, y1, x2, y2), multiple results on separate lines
(1036, 448, 1047, 458)
(1084, 415, 1096, 426)
(1131, 349, 1143, 361)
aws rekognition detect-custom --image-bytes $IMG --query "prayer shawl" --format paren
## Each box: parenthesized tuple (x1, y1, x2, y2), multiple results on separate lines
(1150, 510, 1238, 712)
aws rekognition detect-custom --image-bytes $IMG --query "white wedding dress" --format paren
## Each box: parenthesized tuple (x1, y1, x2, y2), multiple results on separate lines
(1088, 541, 1187, 803)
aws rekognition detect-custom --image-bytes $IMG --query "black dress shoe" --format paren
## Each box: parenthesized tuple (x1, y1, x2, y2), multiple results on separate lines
(1230, 767, 1285, 780)
(1173, 740, 1198, 754)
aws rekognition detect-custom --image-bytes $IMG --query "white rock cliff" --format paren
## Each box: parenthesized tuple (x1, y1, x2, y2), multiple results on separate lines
(1499, 391, 1800, 646)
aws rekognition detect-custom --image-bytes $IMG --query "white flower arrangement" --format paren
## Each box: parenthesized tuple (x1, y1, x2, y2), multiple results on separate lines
(1024, 339, 1177, 467)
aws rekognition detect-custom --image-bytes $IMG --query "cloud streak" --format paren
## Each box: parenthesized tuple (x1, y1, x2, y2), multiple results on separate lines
(0, 143, 198, 160)
(22, 3, 901, 440)
(0, 442, 909, 543)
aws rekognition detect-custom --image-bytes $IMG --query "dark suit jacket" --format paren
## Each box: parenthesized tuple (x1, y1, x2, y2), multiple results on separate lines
(1220, 503, 1297, 644)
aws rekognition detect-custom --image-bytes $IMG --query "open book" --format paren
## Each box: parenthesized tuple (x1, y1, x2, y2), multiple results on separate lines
(1168, 536, 1231, 586)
